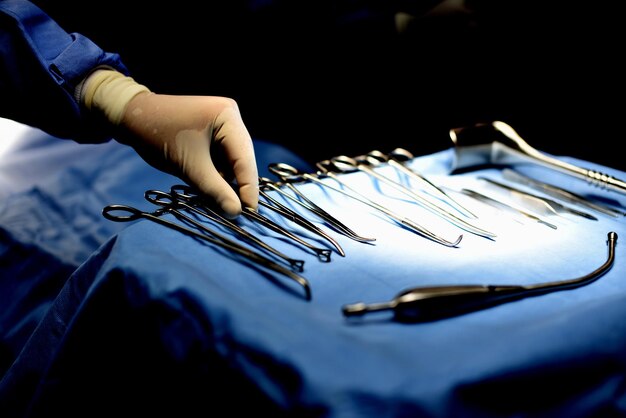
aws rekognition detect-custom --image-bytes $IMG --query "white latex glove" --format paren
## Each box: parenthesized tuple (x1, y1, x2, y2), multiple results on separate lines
(81, 70, 259, 218)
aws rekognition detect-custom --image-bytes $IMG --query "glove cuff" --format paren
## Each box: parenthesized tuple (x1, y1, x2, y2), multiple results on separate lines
(81, 69, 151, 125)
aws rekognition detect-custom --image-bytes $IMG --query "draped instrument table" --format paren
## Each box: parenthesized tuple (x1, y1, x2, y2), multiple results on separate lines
(1, 129, 625, 417)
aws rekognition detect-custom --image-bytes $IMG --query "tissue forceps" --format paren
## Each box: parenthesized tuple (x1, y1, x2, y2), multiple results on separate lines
(257, 181, 346, 257)
(170, 184, 332, 262)
(343, 231, 617, 322)
(262, 171, 376, 243)
(146, 189, 305, 272)
(101, 204, 311, 299)
(478, 176, 597, 221)
(310, 160, 463, 247)
(364, 149, 477, 219)
(502, 169, 626, 218)
(460, 188, 558, 229)
(329, 155, 496, 240)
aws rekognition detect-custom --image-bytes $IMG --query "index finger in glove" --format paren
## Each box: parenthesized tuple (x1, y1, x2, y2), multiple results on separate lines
(212, 105, 259, 211)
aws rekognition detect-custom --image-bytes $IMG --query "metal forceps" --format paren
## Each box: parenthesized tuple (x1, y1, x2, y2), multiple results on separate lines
(460, 188, 558, 229)
(242, 206, 333, 262)
(147, 188, 305, 272)
(263, 169, 376, 243)
(277, 161, 462, 247)
(170, 184, 332, 262)
(257, 179, 346, 257)
(101, 204, 311, 299)
(364, 149, 477, 219)
(502, 168, 626, 218)
(328, 155, 496, 240)
(477, 176, 597, 221)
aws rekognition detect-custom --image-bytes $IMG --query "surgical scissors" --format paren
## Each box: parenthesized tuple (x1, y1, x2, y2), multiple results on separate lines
(364, 149, 478, 219)
(328, 155, 496, 240)
(169, 184, 332, 262)
(273, 162, 462, 247)
(146, 189, 306, 272)
(101, 203, 311, 299)
(261, 173, 376, 243)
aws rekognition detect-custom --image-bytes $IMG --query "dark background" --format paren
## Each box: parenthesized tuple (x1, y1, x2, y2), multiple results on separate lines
(35, 0, 624, 170)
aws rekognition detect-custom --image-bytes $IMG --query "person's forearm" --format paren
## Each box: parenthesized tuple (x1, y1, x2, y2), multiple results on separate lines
(0, 0, 128, 142)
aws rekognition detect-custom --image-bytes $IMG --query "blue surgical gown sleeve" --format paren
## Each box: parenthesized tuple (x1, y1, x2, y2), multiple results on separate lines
(0, 0, 129, 142)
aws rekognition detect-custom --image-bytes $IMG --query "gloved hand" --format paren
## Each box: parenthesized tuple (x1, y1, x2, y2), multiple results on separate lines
(81, 69, 259, 218)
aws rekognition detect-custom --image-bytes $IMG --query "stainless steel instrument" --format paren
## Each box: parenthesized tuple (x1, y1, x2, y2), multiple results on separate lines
(502, 169, 626, 218)
(450, 121, 626, 196)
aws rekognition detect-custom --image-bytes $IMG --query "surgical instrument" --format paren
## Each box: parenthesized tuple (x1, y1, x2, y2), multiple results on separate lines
(102, 204, 311, 300)
(329, 155, 496, 240)
(450, 120, 626, 196)
(170, 184, 333, 262)
(342, 231, 617, 322)
(257, 183, 346, 257)
(502, 168, 626, 218)
(146, 188, 305, 272)
(242, 206, 333, 262)
(305, 160, 463, 247)
(286, 160, 463, 247)
(477, 176, 597, 221)
(365, 149, 477, 219)
(460, 188, 558, 229)
(262, 172, 376, 243)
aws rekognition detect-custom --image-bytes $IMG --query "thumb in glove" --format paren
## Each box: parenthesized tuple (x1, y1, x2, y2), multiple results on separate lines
(82, 69, 259, 218)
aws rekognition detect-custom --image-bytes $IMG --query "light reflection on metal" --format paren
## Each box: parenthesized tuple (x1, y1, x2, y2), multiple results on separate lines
(450, 120, 626, 196)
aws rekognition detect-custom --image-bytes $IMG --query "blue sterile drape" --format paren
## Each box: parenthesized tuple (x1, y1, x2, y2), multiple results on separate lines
(1, 122, 625, 417)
